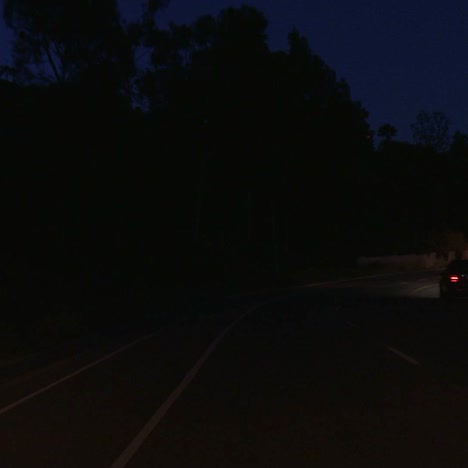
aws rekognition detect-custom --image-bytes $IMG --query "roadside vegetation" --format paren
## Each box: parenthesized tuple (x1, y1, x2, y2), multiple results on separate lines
(0, 1, 467, 358)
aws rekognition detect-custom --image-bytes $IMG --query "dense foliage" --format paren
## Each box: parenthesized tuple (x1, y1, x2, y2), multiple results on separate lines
(1, 1, 467, 313)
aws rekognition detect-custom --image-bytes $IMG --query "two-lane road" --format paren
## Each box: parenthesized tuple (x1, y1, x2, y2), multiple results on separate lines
(2, 270, 468, 467)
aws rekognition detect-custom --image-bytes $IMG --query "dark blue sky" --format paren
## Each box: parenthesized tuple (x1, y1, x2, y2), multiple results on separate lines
(2, 0, 467, 142)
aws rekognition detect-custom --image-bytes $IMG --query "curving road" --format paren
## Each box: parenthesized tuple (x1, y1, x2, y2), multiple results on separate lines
(2, 270, 468, 467)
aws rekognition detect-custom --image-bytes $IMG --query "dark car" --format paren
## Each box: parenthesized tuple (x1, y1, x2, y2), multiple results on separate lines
(440, 259, 468, 299)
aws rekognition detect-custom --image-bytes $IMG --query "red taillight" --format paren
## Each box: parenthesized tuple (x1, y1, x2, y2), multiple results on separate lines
(450, 275, 460, 283)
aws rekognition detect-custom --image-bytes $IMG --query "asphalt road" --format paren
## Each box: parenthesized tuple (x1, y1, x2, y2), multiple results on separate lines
(2, 270, 468, 467)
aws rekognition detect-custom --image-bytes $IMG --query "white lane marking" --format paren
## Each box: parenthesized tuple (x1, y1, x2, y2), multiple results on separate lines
(228, 270, 441, 300)
(0, 333, 156, 417)
(387, 347, 419, 366)
(110, 304, 261, 468)
(344, 320, 420, 366)
(411, 284, 437, 294)
(303, 269, 438, 288)
(230, 272, 412, 300)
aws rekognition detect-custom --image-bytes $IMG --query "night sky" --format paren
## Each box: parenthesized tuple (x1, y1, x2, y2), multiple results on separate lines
(1, 0, 467, 142)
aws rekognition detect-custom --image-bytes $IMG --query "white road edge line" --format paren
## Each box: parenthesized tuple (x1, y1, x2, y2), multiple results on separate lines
(110, 303, 261, 468)
(0, 333, 156, 417)
(387, 347, 419, 366)
(227, 271, 415, 300)
(344, 321, 420, 366)
(411, 284, 437, 294)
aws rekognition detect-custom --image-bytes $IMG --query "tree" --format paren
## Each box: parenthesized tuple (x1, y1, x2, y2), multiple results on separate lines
(411, 110, 451, 153)
(133, 6, 373, 271)
(377, 123, 397, 142)
(3, 0, 121, 82)
(450, 131, 468, 157)
(2, 0, 168, 88)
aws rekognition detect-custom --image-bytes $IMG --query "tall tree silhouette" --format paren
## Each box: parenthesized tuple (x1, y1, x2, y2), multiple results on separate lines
(138, 6, 271, 260)
(135, 6, 373, 272)
(450, 131, 468, 157)
(3, 0, 129, 84)
(378, 123, 397, 142)
(269, 28, 372, 262)
(2, 0, 169, 90)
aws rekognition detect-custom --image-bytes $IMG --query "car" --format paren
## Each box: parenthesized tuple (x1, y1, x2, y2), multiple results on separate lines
(439, 259, 468, 299)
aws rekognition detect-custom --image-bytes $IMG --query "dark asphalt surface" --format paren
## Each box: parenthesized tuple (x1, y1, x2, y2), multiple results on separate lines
(2, 270, 468, 467)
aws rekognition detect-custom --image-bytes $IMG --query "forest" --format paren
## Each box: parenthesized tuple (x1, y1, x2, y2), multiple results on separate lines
(1, 1, 468, 338)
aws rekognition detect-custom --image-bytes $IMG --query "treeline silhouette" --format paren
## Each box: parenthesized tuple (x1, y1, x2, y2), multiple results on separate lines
(1, 2, 468, 338)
